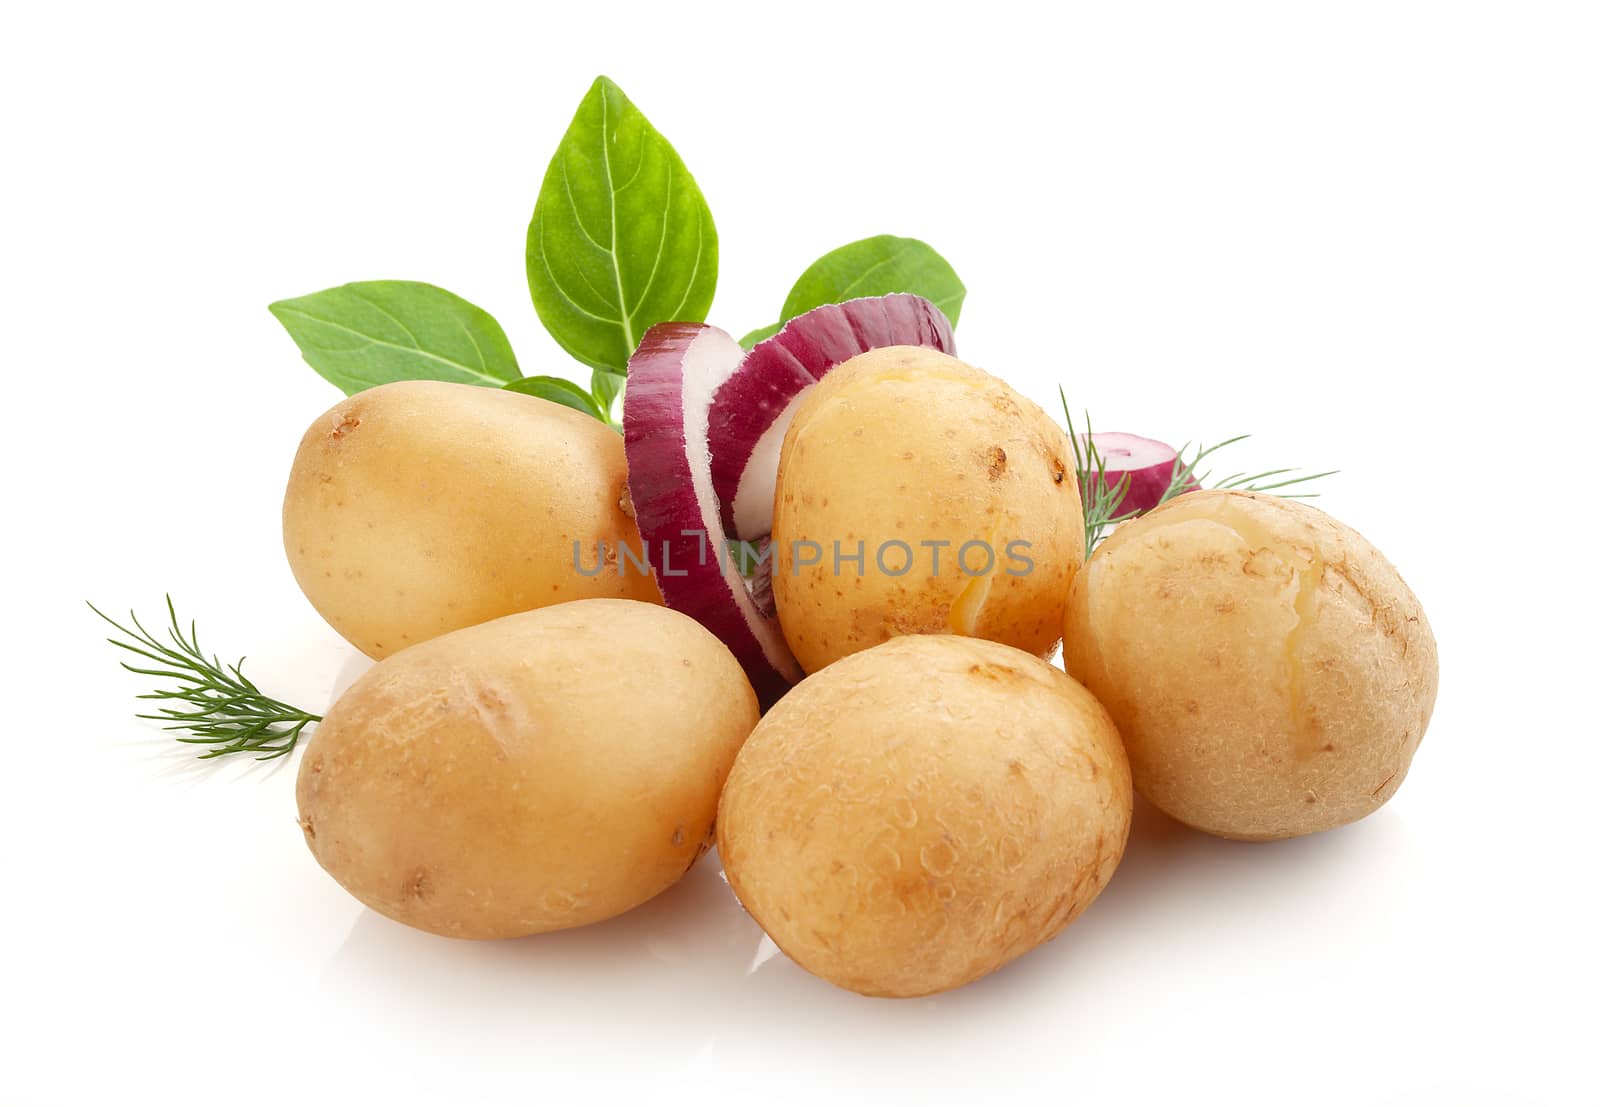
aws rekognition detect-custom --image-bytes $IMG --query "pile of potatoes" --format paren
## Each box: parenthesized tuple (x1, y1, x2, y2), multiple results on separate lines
(283, 353, 1436, 998)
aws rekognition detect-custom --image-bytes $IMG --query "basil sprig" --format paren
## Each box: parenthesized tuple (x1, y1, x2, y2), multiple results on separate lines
(269, 77, 963, 424)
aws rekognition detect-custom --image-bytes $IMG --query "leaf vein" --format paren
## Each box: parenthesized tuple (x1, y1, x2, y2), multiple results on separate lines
(346, 287, 426, 349)
(599, 86, 637, 354)
(274, 307, 504, 385)
(628, 153, 673, 326)
(668, 199, 705, 320)
(561, 157, 608, 250)
(836, 244, 916, 300)
(537, 217, 625, 326)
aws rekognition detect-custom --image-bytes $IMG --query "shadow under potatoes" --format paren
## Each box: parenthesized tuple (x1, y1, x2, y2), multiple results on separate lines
(318, 847, 766, 1059)
(317, 794, 1414, 1062)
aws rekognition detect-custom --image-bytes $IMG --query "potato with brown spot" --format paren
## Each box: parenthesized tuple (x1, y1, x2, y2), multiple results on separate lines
(284, 380, 658, 660)
(297, 599, 759, 939)
(717, 635, 1131, 997)
(771, 347, 1084, 673)
(1062, 490, 1438, 841)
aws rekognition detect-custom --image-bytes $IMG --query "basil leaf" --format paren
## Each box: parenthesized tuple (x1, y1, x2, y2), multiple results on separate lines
(526, 76, 718, 373)
(269, 281, 519, 395)
(738, 322, 783, 350)
(591, 368, 625, 420)
(739, 236, 964, 348)
(504, 375, 605, 420)
(780, 235, 964, 325)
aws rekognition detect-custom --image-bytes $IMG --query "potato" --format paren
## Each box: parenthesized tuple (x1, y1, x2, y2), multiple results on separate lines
(770, 347, 1084, 674)
(284, 380, 658, 659)
(296, 599, 759, 939)
(1062, 490, 1438, 841)
(718, 635, 1131, 997)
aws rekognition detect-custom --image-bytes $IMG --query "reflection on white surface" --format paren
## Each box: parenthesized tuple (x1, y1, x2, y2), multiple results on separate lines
(318, 847, 768, 1060)
(314, 800, 1416, 1083)
(747, 934, 783, 974)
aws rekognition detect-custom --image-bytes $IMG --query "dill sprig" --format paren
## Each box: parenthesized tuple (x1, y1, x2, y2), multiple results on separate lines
(1162, 436, 1337, 504)
(91, 597, 320, 760)
(1060, 389, 1133, 553)
(1061, 390, 1337, 554)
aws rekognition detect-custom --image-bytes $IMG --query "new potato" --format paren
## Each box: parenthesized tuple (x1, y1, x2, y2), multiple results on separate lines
(297, 599, 759, 939)
(284, 380, 658, 659)
(771, 347, 1085, 673)
(718, 635, 1131, 997)
(1062, 490, 1438, 841)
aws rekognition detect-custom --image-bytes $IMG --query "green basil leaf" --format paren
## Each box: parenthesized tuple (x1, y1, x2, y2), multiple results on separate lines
(526, 76, 718, 373)
(738, 322, 783, 350)
(591, 368, 625, 421)
(739, 236, 965, 348)
(780, 235, 964, 324)
(268, 281, 519, 395)
(503, 375, 605, 420)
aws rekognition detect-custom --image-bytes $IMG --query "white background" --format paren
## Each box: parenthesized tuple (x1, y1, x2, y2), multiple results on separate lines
(4, 2, 1596, 1103)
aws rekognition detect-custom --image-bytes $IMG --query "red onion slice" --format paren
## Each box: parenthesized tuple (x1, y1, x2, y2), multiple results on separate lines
(708, 294, 954, 539)
(1080, 431, 1196, 515)
(623, 322, 803, 706)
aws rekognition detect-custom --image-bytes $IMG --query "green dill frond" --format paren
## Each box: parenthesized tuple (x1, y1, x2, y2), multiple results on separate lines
(91, 597, 320, 761)
(1061, 393, 1337, 554)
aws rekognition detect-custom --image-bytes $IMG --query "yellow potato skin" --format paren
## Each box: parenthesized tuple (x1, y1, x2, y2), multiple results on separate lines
(1062, 490, 1438, 841)
(296, 599, 759, 939)
(771, 347, 1084, 674)
(718, 635, 1131, 998)
(284, 380, 658, 659)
